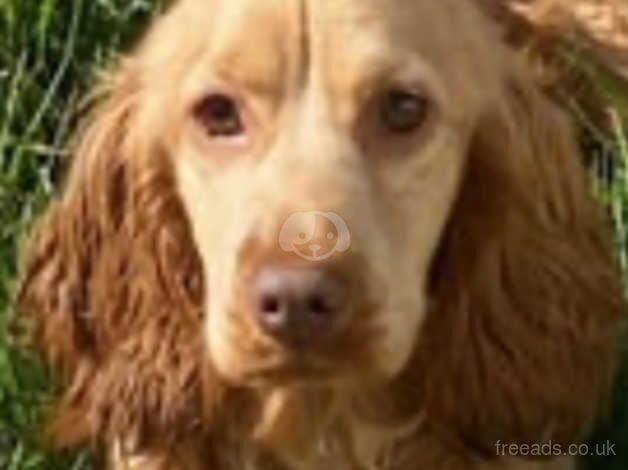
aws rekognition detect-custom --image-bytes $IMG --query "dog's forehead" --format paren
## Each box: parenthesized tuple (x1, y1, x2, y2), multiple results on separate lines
(156, 0, 503, 121)
(177, 0, 489, 81)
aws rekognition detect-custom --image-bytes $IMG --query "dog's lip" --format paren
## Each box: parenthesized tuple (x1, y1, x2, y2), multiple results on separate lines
(238, 354, 339, 385)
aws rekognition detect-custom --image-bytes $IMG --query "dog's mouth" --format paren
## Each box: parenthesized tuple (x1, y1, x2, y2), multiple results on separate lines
(237, 353, 342, 386)
(222, 302, 383, 388)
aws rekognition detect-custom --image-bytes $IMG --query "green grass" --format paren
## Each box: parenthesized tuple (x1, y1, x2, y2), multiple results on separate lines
(0, 1, 161, 468)
(582, 113, 628, 470)
(0, 1, 627, 469)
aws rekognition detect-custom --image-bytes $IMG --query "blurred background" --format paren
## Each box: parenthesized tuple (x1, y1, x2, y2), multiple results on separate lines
(0, 0, 626, 468)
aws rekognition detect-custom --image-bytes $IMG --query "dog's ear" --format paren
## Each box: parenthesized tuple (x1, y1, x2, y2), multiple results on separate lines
(18, 63, 141, 383)
(417, 60, 625, 454)
(17, 58, 213, 447)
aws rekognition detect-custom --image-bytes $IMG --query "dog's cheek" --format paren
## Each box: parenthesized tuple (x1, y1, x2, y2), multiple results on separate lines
(369, 137, 467, 377)
(173, 156, 240, 370)
(206, 304, 243, 382)
(375, 274, 428, 378)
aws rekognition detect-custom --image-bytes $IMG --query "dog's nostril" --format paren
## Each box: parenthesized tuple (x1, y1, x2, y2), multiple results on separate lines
(308, 294, 332, 316)
(260, 294, 281, 315)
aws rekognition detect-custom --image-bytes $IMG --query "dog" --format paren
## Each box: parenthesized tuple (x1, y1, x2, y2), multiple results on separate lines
(18, 0, 625, 468)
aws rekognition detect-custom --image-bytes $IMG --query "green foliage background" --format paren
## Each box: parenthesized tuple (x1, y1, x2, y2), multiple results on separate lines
(0, 0, 626, 468)
(0, 1, 161, 467)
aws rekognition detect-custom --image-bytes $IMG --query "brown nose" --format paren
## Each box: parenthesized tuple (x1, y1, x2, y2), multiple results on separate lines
(251, 267, 350, 347)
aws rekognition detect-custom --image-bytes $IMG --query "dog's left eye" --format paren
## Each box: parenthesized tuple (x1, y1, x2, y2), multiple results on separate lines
(380, 89, 429, 134)
(194, 94, 244, 137)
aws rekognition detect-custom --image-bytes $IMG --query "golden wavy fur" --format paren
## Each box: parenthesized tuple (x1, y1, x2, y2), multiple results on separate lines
(18, 0, 625, 469)
(475, 0, 628, 130)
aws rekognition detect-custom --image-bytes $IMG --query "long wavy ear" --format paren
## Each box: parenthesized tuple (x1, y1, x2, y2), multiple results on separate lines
(17, 58, 214, 448)
(417, 58, 625, 455)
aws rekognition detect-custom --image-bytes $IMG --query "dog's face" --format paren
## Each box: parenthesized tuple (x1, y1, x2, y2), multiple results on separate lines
(19, 0, 623, 451)
(139, 0, 501, 386)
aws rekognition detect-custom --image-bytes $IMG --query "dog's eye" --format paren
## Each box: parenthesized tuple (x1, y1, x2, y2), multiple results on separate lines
(194, 94, 244, 137)
(380, 89, 429, 133)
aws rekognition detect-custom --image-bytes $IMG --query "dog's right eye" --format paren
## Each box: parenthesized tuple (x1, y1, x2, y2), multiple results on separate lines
(380, 89, 429, 134)
(194, 94, 244, 137)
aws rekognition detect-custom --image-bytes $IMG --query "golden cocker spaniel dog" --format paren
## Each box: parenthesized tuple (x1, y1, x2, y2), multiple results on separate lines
(18, 0, 626, 469)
